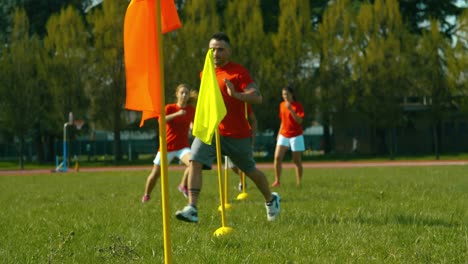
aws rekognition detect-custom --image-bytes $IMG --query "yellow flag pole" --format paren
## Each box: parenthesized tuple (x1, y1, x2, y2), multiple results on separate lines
(213, 129, 233, 237)
(236, 171, 248, 200)
(224, 156, 232, 208)
(218, 156, 232, 211)
(155, 0, 172, 262)
(237, 103, 249, 200)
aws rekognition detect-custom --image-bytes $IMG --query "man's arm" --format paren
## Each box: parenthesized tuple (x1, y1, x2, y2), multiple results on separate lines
(224, 79, 262, 104)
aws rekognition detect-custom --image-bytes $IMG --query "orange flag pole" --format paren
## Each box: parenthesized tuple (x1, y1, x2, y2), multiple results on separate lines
(124, 0, 181, 260)
(154, 1, 172, 263)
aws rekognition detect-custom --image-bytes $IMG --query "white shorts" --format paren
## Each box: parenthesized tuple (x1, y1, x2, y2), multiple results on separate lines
(153, 147, 191, 165)
(277, 134, 305, 152)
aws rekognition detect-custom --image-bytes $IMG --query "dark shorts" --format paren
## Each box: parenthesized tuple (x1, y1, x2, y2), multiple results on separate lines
(190, 136, 256, 173)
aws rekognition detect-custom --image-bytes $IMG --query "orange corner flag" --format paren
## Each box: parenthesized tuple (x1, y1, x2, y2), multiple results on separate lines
(124, 0, 181, 127)
(192, 49, 227, 144)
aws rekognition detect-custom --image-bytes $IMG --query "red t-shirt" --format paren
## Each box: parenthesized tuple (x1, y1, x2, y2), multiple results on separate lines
(162, 103, 195, 151)
(279, 101, 304, 137)
(202, 62, 254, 138)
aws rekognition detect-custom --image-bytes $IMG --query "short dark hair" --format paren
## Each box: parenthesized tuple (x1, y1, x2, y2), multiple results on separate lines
(210, 32, 230, 46)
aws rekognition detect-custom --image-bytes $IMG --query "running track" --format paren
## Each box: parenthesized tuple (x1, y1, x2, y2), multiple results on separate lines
(1, 160, 467, 176)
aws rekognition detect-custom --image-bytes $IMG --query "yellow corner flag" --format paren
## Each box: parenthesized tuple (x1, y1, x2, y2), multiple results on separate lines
(192, 49, 227, 144)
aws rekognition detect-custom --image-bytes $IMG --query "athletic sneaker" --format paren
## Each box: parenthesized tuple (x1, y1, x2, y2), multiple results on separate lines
(141, 194, 150, 203)
(175, 205, 198, 223)
(178, 185, 188, 198)
(265, 192, 280, 221)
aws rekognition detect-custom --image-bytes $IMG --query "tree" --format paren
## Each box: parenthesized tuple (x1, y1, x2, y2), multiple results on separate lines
(0, 9, 45, 169)
(43, 5, 90, 166)
(353, 0, 412, 158)
(450, 8, 468, 112)
(224, 0, 272, 130)
(398, 0, 465, 36)
(43, 5, 89, 133)
(260, 0, 280, 33)
(415, 19, 463, 159)
(24, 0, 90, 37)
(86, 1, 127, 162)
(1, 0, 91, 42)
(310, 0, 467, 38)
(166, 0, 220, 93)
(316, 0, 356, 153)
(264, 0, 313, 131)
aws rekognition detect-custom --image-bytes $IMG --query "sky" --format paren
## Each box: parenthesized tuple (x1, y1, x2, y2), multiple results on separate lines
(84, 0, 104, 13)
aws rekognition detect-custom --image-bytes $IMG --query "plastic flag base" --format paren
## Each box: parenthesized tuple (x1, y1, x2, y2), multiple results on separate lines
(236, 192, 249, 200)
(213, 226, 233, 237)
(218, 203, 232, 212)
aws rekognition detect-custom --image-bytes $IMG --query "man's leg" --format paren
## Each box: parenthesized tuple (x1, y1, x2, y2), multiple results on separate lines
(246, 168, 281, 221)
(175, 160, 203, 223)
(245, 168, 272, 202)
(188, 160, 203, 206)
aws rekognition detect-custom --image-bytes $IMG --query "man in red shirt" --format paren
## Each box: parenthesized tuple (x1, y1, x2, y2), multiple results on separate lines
(175, 32, 280, 223)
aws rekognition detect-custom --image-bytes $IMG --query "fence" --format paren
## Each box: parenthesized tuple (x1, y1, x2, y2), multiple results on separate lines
(0, 135, 324, 162)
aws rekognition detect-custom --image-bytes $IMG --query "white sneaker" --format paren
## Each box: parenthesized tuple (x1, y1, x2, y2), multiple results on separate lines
(265, 192, 280, 221)
(175, 205, 198, 223)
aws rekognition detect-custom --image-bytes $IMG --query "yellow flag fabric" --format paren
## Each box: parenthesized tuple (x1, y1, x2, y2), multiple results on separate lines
(193, 49, 227, 144)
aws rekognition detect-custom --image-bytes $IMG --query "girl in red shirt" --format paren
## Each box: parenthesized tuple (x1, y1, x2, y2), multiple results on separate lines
(272, 86, 305, 188)
(142, 84, 197, 203)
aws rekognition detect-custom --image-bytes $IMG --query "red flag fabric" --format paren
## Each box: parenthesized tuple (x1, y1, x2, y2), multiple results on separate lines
(124, 0, 181, 127)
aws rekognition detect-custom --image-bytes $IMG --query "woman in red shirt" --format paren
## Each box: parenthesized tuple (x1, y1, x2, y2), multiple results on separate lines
(142, 84, 197, 203)
(272, 86, 305, 188)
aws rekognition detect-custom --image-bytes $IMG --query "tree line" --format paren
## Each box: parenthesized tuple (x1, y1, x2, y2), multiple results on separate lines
(1, 0, 467, 168)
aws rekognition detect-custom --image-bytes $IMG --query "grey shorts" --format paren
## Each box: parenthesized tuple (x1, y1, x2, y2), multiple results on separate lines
(190, 136, 256, 173)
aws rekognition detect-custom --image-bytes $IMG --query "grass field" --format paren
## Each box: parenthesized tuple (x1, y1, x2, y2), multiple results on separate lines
(0, 165, 467, 263)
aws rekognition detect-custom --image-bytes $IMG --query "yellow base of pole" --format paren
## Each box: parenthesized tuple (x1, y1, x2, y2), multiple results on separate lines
(236, 172, 248, 200)
(236, 192, 248, 200)
(213, 226, 233, 237)
(218, 203, 232, 211)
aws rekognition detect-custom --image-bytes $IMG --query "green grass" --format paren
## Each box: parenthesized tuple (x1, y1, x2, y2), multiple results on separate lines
(0, 165, 467, 263)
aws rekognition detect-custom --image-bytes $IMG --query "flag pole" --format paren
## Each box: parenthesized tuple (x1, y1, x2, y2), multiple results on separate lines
(223, 156, 232, 208)
(218, 156, 232, 211)
(237, 103, 249, 200)
(237, 171, 249, 200)
(154, 0, 172, 262)
(213, 129, 233, 237)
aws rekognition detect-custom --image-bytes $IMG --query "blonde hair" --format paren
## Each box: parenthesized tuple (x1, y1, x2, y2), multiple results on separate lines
(175, 84, 198, 106)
